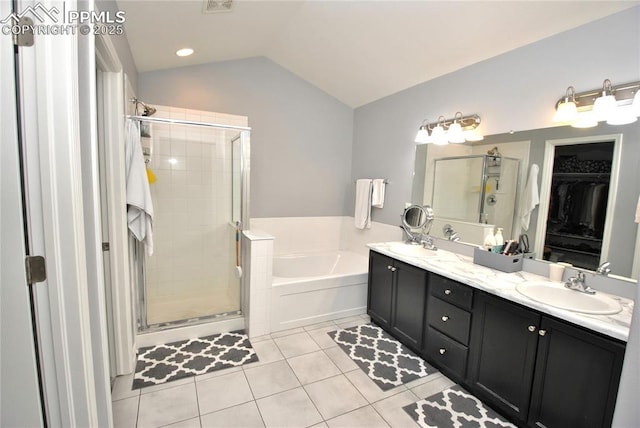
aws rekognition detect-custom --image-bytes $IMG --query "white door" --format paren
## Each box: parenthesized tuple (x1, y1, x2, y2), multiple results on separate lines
(2, 0, 112, 425)
(0, 1, 46, 425)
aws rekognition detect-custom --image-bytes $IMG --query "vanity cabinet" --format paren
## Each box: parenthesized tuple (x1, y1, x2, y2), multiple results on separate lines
(469, 292, 625, 428)
(423, 273, 474, 380)
(367, 251, 428, 351)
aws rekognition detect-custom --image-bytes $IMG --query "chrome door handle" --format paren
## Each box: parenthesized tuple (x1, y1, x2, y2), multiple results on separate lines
(539, 330, 547, 337)
(528, 325, 537, 333)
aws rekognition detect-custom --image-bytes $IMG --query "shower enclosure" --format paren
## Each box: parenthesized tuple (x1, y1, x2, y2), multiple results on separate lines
(432, 154, 520, 239)
(130, 111, 250, 331)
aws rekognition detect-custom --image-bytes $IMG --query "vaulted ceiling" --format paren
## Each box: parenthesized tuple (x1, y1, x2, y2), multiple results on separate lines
(118, 1, 637, 107)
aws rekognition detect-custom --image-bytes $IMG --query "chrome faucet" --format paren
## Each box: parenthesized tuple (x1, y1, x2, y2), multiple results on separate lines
(596, 261, 611, 276)
(564, 271, 596, 294)
(420, 235, 438, 251)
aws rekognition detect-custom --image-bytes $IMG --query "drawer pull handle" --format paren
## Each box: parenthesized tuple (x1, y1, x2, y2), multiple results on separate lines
(528, 325, 537, 333)
(444, 289, 452, 295)
(439, 348, 446, 355)
(441, 315, 449, 322)
(539, 330, 547, 337)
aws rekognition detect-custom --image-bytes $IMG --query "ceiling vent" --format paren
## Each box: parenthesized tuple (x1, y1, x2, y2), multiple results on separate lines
(203, 0, 233, 14)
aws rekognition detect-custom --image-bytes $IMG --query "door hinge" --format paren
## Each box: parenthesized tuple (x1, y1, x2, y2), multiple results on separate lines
(13, 16, 35, 47)
(25, 256, 46, 285)
(102, 242, 110, 251)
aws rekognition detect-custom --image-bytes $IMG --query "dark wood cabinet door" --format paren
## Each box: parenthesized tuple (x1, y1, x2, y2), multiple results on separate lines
(367, 251, 394, 327)
(391, 260, 427, 350)
(468, 292, 540, 424)
(527, 317, 625, 428)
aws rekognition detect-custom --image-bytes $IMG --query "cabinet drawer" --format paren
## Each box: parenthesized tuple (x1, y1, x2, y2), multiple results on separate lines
(426, 326, 468, 379)
(429, 273, 473, 310)
(428, 297, 471, 345)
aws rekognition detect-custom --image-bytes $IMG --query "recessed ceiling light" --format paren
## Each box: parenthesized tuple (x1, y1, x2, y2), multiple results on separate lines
(176, 48, 194, 57)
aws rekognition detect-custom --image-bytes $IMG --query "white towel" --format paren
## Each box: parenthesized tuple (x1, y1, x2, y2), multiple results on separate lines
(519, 164, 539, 231)
(125, 120, 154, 255)
(355, 179, 373, 229)
(372, 179, 386, 208)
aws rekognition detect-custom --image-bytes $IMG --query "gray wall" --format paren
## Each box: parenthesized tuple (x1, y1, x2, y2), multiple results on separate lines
(96, 0, 138, 92)
(138, 57, 354, 218)
(352, 7, 640, 227)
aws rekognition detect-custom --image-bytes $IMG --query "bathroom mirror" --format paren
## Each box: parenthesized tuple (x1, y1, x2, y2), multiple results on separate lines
(412, 122, 640, 280)
(402, 204, 430, 229)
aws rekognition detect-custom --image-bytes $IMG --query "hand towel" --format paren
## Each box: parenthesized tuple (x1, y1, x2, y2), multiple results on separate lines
(372, 179, 386, 208)
(355, 179, 373, 229)
(519, 164, 539, 231)
(125, 120, 154, 256)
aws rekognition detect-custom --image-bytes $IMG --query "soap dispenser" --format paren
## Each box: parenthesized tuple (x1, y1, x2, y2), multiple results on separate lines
(484, 232, 496, 250)
(494, 228, 504, 246)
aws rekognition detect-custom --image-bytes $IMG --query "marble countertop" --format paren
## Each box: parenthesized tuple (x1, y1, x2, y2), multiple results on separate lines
(368, 242, 632, 342)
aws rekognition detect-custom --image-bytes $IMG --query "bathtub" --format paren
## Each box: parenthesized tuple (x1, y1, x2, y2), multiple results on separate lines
(270, 251, 369, 332)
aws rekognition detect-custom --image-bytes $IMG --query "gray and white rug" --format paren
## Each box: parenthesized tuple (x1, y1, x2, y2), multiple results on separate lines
(328, 323, 436, 390)
(133, 330, 258, 389)
(404, 385, 516, 428)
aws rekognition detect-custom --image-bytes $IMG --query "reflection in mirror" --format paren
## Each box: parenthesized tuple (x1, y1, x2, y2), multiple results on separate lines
(412, 123, 640, 280)
(432, 152, 520, 239)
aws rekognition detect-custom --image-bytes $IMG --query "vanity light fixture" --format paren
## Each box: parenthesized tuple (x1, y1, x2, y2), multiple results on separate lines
(592, 79, 618, 121)
(553, 79, 640, 128)
(552, 86, 578, 123)
(414, 112, 482, 145)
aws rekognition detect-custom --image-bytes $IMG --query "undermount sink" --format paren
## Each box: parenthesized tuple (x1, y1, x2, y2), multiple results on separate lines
(516, 282, 622, 315)
(388, 243, 438, 258)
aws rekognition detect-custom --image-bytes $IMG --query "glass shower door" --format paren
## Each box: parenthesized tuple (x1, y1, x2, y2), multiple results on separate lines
(143, 121, 242, 327)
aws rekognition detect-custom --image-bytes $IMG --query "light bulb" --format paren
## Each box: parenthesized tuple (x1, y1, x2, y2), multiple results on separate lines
(571, 112, 598, 128)
(447, 122, 465, 143)
(592, 79, 617, 121)
(415, 127, 430, 143)
(606, 105, 638, 125)
(553, 100, 578, 123)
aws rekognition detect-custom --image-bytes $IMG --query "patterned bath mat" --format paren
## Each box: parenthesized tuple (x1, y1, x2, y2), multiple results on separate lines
(328, 323, 436, 390)
(133, 330, 258, 389)
(403, 385, 516, 428)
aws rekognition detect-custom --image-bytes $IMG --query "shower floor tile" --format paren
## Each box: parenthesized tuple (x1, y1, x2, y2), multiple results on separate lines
(146, 288, 239, 325)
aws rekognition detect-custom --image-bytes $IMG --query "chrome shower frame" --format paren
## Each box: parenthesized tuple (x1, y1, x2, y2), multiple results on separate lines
(127, 115, 251, 332)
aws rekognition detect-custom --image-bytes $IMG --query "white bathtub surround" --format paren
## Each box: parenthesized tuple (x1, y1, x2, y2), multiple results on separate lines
(246, 217, 401, 334)
(251, 216, 402, 257)
(242, 230, 274, 338)
(271, 251, 369, 332)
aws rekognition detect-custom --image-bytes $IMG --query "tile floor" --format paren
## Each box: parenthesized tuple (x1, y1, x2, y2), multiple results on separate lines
(112, 314, 456, 428)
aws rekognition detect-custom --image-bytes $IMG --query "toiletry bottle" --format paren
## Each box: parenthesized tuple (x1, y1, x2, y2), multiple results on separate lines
(494, 228, 504, 246)
(484, 232, 496, 250)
